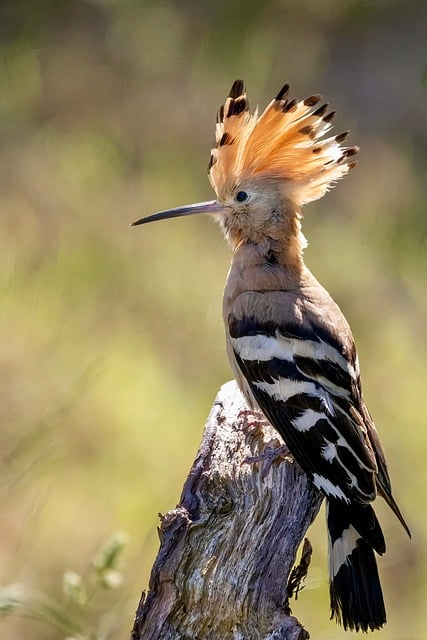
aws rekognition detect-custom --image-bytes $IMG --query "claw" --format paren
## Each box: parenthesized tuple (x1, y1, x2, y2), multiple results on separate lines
(243, 445, 289, 479)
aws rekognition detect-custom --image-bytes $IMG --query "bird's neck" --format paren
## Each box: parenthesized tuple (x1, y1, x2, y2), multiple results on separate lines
(222, 202, 307, 274)
(224, 233, 309, 309)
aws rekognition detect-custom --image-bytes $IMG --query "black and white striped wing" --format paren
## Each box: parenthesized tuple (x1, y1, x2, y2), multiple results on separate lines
(229, 316, 378, 506)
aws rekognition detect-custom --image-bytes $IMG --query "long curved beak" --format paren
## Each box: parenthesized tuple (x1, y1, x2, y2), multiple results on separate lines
(131, 200, 221, 226)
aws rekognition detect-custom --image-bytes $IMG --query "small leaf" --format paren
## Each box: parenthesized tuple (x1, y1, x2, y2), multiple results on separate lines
(0, 584, 28, 616)
(63, 571, 87, 606)
(99, 569, 123, 590)
(92, 531, 129, 573)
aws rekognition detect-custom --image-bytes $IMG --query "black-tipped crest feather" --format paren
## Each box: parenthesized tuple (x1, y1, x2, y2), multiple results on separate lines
(209, 80, 360, 206)
(275, 82, 290, 101)
(228, 79, 245, 99)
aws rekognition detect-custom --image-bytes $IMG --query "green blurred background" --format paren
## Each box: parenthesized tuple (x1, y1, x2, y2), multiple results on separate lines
(0, 1, 426, 638)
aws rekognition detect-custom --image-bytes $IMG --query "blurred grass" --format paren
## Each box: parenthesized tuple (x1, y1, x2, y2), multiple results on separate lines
(0, 1, 426, 638)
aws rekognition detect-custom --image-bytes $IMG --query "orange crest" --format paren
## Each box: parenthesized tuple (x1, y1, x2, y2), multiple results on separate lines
(208, 80, 358, 206)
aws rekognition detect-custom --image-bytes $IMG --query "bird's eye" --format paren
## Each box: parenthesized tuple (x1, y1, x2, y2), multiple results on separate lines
(236, 191, 248, 202)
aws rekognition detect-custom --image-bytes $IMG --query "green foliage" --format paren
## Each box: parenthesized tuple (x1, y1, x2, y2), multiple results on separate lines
(0, 532, 129, 639)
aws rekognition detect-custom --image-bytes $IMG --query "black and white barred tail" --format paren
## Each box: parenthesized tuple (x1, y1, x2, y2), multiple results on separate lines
(327, 501, 387, 632)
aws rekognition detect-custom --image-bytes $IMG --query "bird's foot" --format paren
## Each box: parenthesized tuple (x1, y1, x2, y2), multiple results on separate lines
(243, 444, 289, 479)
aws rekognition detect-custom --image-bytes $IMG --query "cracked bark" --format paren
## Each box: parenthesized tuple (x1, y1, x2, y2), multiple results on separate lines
(131, 381, 323, 640)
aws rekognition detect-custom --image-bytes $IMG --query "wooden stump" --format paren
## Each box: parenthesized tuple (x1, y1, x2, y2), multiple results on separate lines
(131, 381, 323, 640)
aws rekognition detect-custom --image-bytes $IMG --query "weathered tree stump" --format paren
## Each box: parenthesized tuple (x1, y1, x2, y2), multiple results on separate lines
(131, 381, 323, 640)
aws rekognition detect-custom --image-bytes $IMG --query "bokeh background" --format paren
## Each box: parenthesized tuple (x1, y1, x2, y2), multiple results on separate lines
(0, 1, 426, 638)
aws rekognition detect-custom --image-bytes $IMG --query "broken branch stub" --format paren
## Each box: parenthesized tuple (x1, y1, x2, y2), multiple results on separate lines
(131, 381, 323, 640)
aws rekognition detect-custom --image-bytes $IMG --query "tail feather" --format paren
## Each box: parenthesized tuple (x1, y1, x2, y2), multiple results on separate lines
(327, 501, 386, 632)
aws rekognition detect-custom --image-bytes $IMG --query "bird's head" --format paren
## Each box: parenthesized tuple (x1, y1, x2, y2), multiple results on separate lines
(133, 80, 358, 254)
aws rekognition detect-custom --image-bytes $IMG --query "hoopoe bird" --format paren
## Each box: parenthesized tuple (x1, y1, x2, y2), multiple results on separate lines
(133, 80, 410, 632)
